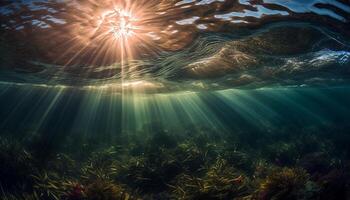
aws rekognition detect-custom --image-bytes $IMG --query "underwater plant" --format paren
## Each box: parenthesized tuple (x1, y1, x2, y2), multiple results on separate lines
(257, 167, 311, 200)
(2, 124, 350, 199)
(298, 152, 332, 176)
(84, 180, 130, 200)
(45, 153, 78, 178)
(221, 150, 254, 173)
(81, 146, 121, 181)
(118, 148, 182, 193)
(265, 142, 299, 166)
(64, 183, 85, 200)
(0, 137, 36, 194)
(171, 158, 251, 199)
(31, 171, 79, 200)
(173, 141, 208, 173)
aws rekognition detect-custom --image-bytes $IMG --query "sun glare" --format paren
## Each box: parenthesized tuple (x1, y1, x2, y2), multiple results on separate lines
(25, 0, 188, 66)
(106, 8, 136, 40)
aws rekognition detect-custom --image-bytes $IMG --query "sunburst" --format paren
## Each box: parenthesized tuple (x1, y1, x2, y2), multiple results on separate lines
(107, 8, 137, 40)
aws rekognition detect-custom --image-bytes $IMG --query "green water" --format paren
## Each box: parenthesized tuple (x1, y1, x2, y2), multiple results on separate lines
(1, 85, 350, 199)
(1, 0, 350, 199)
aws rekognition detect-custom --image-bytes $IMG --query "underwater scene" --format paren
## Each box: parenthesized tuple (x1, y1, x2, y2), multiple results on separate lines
(1, 0, 350, 199)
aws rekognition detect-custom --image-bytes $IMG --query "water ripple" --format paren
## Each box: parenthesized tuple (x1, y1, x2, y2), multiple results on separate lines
(0, 0, 349, 92)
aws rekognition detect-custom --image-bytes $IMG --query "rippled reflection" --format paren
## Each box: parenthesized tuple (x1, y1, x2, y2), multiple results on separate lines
(0, 0, 350, 92)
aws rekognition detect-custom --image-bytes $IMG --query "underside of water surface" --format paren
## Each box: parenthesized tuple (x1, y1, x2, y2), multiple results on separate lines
(1, 0, 350, 199)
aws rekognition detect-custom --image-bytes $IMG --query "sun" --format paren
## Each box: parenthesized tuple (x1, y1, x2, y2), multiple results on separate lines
(4, 0, 198, 67)
(38, 0, 189, 66)
(106, 8, 137, 40)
